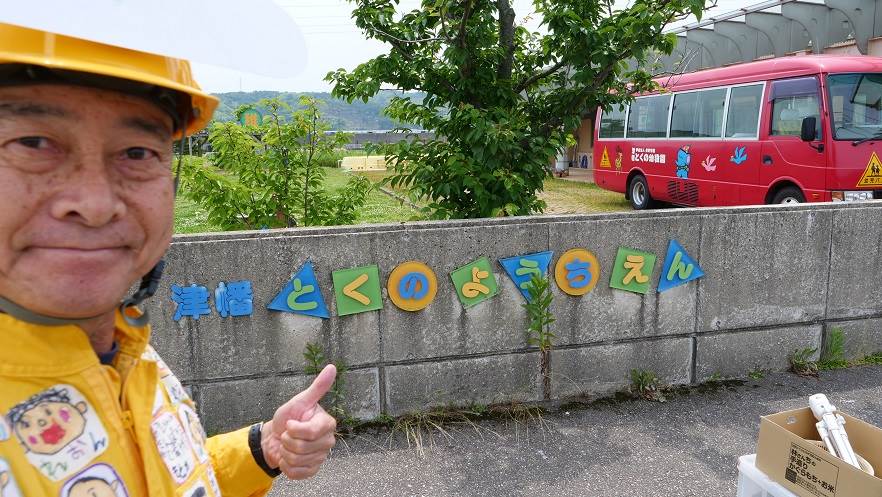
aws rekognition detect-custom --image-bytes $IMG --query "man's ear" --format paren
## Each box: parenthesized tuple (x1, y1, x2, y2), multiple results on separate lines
(1, 471, 9, 488)
(75, 401, 87, 414)
(111, 480, 119, 492)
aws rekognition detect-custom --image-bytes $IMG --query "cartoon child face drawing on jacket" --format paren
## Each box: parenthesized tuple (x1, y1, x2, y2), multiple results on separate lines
(66, 477, 120, 497)
(7, 389, 88, 456)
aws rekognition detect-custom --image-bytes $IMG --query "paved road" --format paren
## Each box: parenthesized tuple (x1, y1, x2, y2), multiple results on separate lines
(270, 365, 882, 497)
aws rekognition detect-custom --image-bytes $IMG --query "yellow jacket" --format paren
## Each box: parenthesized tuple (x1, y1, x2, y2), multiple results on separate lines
(0, 311, 274, 497)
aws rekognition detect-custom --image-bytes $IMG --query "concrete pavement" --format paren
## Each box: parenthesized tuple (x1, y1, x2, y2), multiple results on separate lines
(269, 364, 882, 497)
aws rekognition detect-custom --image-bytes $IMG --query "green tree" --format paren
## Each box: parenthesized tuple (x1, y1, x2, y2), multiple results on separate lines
(328, 0, 705, 219)
(181, 97, 371, 229)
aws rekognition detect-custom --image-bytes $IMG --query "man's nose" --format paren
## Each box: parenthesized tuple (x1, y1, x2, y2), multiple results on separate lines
(49, 155, 127, 227)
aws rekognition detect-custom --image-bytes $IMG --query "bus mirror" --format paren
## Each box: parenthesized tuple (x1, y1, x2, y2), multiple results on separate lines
(800, 116, 817, 141)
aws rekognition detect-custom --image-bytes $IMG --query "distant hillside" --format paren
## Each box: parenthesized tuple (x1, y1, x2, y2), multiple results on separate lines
(211, 90, 425, 131)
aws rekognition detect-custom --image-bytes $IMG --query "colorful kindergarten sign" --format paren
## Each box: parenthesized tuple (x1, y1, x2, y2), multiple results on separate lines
(169, 239, 705, 321)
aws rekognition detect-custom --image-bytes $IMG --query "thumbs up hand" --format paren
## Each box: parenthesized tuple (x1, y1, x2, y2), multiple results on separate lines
(261, 364, 338, 480)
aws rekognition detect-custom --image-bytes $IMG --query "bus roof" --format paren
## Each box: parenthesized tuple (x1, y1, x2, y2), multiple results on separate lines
(655, 55, 882, 92)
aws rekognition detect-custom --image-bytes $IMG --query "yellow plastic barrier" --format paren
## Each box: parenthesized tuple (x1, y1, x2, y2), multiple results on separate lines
(339, 155, 388, 171)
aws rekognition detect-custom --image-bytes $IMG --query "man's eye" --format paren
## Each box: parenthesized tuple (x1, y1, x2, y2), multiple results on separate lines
(16, 136, 49, 149)
(124, 147, 157, 160)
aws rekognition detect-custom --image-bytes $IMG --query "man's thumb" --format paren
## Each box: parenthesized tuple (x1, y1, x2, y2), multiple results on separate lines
(300, 364, 338, 407)
(274, 364, 337, 429)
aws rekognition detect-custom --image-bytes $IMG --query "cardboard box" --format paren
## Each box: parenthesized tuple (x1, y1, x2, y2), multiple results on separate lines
(756, 407, 882, 497)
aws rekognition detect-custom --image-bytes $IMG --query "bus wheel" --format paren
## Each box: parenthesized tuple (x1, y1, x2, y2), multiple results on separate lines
(629, 175, 655, 210)
(770, 186, 805, 204)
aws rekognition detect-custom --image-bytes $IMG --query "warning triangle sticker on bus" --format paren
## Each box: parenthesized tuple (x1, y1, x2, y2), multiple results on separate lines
(856, 152, 882, 187)
(600, 147, 611, 168)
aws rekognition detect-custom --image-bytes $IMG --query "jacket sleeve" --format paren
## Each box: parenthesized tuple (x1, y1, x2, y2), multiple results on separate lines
(206, 426, 275, 497)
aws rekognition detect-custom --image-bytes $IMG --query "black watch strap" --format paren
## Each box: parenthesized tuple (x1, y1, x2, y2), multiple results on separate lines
(248, 423, 282, 478)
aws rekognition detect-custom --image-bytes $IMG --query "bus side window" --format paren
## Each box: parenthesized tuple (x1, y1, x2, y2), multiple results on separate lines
(671, 88, 726, 138)
(599, 104, 627, 138)
(725, 84, 763, 138)
(627, 95, 671, 138)
(770, 77, 821, 138)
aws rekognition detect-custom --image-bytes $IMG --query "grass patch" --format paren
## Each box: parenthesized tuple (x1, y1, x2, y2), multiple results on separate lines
(539, 177, 631, 214)
(789, 347, 819, 377)
(174, 196, 223, 234)
(347, 402, 548, 456)
(174, 168, 629, 234)
(174, 167, 424, 234)
(858, 352, 882, 365)
(629, 369, 667, 402)
(304, 167, 425, 224)
(357, 171, 630, 214)
(819, 328, 848, 370)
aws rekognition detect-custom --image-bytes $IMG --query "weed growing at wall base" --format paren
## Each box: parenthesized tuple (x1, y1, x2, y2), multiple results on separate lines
(858, 352, 882, 365)
(789, 347, 819, 377)
(523, 274, 555, 401)
(303, 342, 351, 425)
(629, 369, 667, 402)
(819, 328, 848, 370)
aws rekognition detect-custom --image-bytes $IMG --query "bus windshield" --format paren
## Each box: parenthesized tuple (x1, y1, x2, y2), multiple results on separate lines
(827, 73, 882, 140)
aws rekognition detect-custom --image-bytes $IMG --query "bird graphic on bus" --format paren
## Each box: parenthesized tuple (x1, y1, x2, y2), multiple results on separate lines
(675, 145, 691, 179)
(701, 156, 716, 172)
(730, 146, 747, 165)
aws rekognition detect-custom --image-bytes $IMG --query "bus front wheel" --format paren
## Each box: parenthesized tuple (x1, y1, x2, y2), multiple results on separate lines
(770, 186, 805, 205)
(628, 175, 655, 210)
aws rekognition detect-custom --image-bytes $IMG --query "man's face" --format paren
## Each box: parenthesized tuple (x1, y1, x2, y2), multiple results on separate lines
(0, 84, 175, 318)
(13, 400, 87, 455)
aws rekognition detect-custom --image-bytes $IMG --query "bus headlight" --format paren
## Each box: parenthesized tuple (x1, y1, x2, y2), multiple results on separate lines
(831, 191, 874, 202)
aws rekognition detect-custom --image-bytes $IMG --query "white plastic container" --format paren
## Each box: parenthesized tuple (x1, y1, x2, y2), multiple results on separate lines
(737, 454, 799, 497)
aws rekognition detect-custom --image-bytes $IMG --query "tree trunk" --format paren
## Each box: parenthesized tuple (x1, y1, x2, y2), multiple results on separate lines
(303, 105, 318, 225)
(497, 0, 515, 81)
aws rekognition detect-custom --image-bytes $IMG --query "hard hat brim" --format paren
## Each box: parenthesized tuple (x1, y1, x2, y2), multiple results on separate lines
(0, 24, 218, 137)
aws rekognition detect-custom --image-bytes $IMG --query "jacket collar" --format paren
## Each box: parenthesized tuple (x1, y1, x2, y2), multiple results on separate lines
(0, 308, 151, 378)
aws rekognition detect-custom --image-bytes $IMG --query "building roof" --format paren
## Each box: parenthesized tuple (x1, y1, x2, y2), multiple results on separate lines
(657, 55, 882, 91)
(649, 0, 882, 72)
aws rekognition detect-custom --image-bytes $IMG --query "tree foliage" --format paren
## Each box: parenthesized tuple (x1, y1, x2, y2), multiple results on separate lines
(180, 97, 371, 230)
(328, 0, 706, 219)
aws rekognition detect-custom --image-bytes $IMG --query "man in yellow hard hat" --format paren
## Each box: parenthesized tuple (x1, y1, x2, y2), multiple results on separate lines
(0, 23, 337, 497)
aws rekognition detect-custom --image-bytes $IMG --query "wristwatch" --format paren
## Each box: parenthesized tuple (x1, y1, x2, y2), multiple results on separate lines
(248, 422, 282, 478)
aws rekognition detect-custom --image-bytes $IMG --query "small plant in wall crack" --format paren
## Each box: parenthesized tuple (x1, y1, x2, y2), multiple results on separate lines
(748, 369, 766, 380)
(523, 274, 555, 401)
(629, 369, 667, 402)
(788, 347, 819, 377)
(303, 342, 351, 426)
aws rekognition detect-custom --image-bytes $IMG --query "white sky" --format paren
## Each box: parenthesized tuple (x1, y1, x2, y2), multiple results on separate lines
(192, 0, 758, 93)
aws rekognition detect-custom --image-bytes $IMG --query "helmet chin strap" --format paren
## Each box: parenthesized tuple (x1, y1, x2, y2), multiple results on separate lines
(0, 295, 97, 326)
(119, 260, 166, 327)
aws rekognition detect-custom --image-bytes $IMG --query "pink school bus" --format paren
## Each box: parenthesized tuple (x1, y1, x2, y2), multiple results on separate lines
(593, 55, 882, 209)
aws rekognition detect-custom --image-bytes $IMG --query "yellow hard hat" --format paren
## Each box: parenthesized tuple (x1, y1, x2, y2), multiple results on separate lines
(0, 23, 218, 136)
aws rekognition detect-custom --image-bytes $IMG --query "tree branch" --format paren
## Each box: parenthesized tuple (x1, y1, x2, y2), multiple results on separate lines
(455, 0, 478, 104)
(371, 27, 443, 44)
(516, 59, 566, 93)
(455, 1, 474, 48)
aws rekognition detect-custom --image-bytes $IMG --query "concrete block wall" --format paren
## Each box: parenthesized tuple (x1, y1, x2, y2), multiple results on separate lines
(145, 202, 882, 433)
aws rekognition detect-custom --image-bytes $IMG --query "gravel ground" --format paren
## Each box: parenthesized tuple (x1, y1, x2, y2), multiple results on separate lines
(270, 365, 882, 497)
